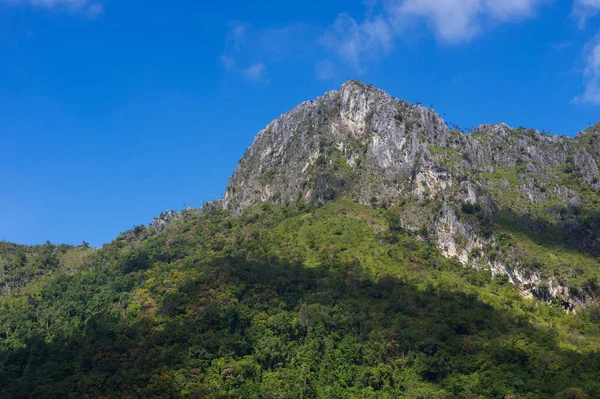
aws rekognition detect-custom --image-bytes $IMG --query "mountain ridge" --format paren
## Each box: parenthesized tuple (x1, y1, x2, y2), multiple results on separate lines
(220, 79, 600, 309)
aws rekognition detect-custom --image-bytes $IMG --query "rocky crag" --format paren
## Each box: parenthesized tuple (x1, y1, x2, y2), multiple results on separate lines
(222, 80, 600, 309)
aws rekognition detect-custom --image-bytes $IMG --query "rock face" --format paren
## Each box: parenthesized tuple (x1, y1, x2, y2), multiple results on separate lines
(150, 210, 181, 233)
(223, 80, 600, 309)
(224, 81, 448, 212)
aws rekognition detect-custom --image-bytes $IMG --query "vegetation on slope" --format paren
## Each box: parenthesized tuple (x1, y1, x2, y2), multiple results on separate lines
(472, 149, 600, 299)
(0, 241, 95, 296)
(0, 200, 599, 398)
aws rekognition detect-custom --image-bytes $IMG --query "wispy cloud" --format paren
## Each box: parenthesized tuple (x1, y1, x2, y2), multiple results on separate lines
(320, 0, 548, 74)
(321, 13, 393, 73)
(220, 22, 316, 82)
(573, 0, 600, 28)
(243, 62, 267, 81)
(389, 0, 548, 43)
(224, 21, 247, 51)
(391, 0, 482, 43)
(1, 0, 104, 15)
(220, 22, 261, 82)
(220, 1, 554, 83)
(575, 34, 600, 104)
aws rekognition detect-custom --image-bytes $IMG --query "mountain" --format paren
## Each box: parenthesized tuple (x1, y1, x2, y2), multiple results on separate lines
(223, 80, 600, 309)
(0, 81, 599, 398)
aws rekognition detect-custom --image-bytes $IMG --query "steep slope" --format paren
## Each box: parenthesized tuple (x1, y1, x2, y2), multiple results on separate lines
(224, 80, 600, 309)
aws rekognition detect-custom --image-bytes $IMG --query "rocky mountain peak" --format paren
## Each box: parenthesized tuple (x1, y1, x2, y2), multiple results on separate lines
(223, 80, 449, 213)
(222, 80, 600, 309)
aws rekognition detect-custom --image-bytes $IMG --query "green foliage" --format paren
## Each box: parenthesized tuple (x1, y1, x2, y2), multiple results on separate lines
(0, 241, 95, 296)
(474, 154, 600, 296)
(0, 200, 599, 398)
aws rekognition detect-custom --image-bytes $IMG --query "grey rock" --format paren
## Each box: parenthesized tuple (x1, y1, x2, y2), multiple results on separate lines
(150, 210, 180, 233)
(574, 148, 600, 190)
(222, 80, 600, 309)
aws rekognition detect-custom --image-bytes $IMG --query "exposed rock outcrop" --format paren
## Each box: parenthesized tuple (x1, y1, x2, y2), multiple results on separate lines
(222, 80, 600, 309)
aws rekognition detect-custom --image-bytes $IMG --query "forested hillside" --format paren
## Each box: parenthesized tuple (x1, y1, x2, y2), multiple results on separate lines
(0, 241, 95, 296)
(1, 200, 599, 398)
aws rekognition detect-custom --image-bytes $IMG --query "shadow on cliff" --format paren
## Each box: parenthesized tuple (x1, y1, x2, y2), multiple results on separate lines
(1, 252, 599, 398)
(482, 203, 600, 257)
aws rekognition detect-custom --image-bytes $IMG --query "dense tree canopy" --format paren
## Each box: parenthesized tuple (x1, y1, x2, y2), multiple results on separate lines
(0, 199, 599, 398)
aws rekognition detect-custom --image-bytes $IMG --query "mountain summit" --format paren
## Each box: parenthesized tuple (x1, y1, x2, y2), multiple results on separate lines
(224, 80, 600, 309)
(224, 80, 448, 212)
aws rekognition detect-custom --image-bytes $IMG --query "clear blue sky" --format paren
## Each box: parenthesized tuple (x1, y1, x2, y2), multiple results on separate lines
(1, 0, 599, 246)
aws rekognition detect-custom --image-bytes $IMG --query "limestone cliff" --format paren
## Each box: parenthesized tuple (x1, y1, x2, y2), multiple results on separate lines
(223, 80, 600, 309)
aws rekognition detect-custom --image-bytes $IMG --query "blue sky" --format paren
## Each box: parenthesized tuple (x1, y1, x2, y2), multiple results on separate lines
(0, 0, 599, 246)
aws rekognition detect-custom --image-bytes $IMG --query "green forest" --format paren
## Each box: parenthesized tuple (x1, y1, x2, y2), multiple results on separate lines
(0, 199, 599, 398)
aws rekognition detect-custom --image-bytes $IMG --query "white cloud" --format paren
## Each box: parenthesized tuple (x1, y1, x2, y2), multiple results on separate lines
(388, 0, 548, 43)
(485, 0, 546, 19)
(320, 0, 548, 74)
(244, 62, 266, 81)
(2, 0, 103, 14)
(573, 0, 600, 28)
(221, 1, 548, 80)
(575, 35, 600, 104)
(321, 13, 393, 72)
(390, 0, 481, 42)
